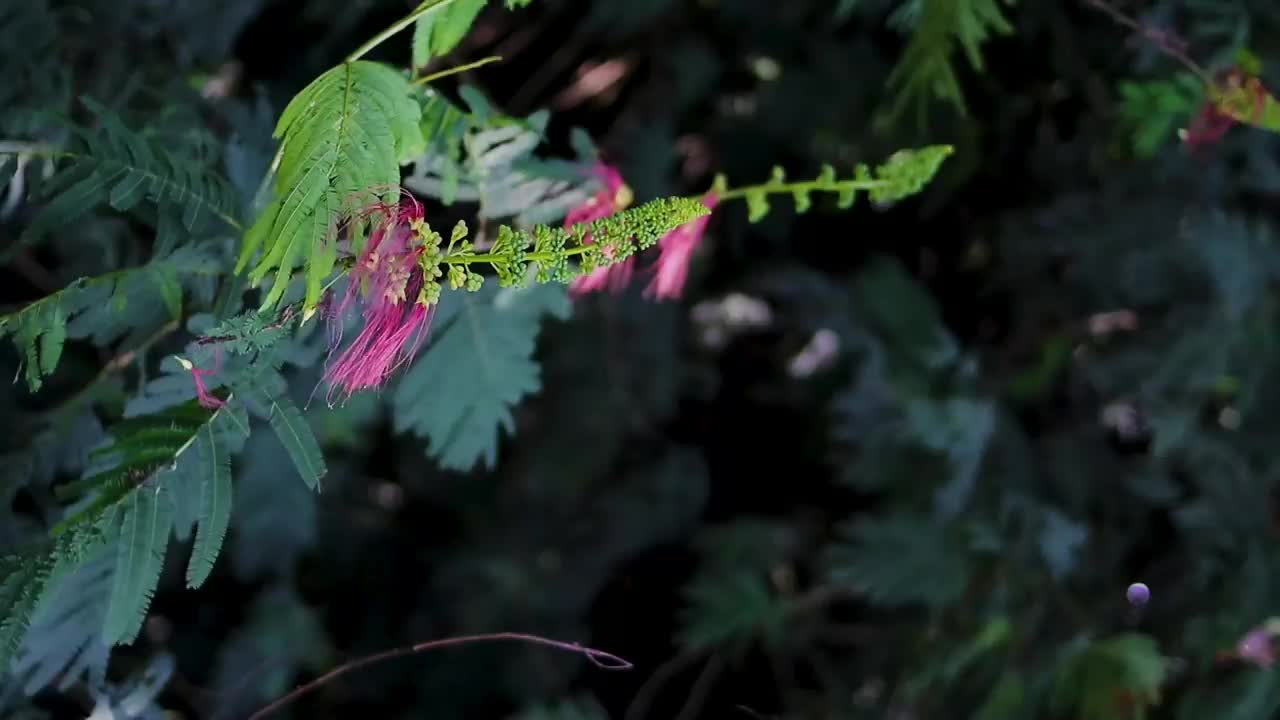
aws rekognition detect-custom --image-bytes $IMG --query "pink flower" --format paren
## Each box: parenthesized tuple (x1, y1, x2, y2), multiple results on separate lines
(322, 197, 436, 405)
(180, 351, 224, 410)
(566, 162, 635, 298)
(643, 192, 718, 301)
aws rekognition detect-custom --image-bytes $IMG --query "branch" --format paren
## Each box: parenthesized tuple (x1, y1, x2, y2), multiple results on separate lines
(248, 631, 632, 720)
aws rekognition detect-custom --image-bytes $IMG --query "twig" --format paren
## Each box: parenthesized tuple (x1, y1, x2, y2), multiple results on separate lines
(248, 632, 631, 720)
(413, 55, 503, 86)
(194, 304, 296, 346)
(1081, 0, 1209, 80)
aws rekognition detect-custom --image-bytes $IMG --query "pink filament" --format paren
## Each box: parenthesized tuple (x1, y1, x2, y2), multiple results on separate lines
(321, 199, 436, 405)
(643, 192, 719, 301)
(566, 162, 635, 297)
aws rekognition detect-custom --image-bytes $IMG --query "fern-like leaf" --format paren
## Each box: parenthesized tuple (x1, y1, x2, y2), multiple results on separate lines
(185, 423, 233, 589)
(0, 552, 55, 669)
(1116, 73, 1204, 157)
(9, 542, 114, 696)
(12, 98, 241, 250)
(881, 0, 1016, 126)
(102, 484, 173, 647)
(9, 398, 254, 656)
(0, 247, 218, 392)
(678, 569, 788, 656)
(237, 60, 425, 313)
(824, 511, 972, 608)
(391, 283, 570, 471)
(266, 397, 326, 491)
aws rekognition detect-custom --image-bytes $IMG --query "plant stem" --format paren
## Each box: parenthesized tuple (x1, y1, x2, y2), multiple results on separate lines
(413, 55, 503, 86)
(714, 178, 887, 202)
(345, 0, 463, 63)
(440, 246, 592, 266)
(249, 632, 629, 720)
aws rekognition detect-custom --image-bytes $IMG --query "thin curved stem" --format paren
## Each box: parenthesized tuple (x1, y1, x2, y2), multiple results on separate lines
(713, 178, 887, 203)
(1081, 0, 1210, 81)
(346, 0, 462, 63)
(414, 55, 504, 86)
(248, 632, 631, 720)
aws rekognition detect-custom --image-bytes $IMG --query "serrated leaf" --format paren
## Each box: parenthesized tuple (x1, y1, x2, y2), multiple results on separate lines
(391, 284, 570, 471)
(9, 542, 114, 696)
(1, 248, 218, 392)
(824, 511, 971, 608)
(103, 483, 173, 646)
(412, 0, 488, 68)
(186, 424, 232, 589)
(267, 397, 326, 490)
(678, 569, 787, 656)
(16, 98, 240, 251)
(239, 60, 424, 313)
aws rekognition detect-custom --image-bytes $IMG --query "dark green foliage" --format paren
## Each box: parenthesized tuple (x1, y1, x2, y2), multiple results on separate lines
(11, 99, 241, 249)
(392, 284, 570, 471)
(208, 585, 329, 719)
(825, 512, 972, 608)
(880, 0, 1017, 124)
(11, 0, 1280, 719)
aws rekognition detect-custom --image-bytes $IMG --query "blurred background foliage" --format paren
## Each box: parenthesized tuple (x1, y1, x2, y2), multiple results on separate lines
(7, 0, 1280, 718)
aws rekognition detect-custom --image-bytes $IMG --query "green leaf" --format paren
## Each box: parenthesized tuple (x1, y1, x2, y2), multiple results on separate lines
(186, 423, 233, 589)
(412, 0, 488, 68)
(975, 670, 1028, 720)
(0, 552, 56, 669)
(238, 60, 425, 313)
(13, 98, 240, 250)
(879, 0, 1016, 128)
(9, 542, 114, 695)
(102, 483, 173, 646)
(0, 248, 218, 392)
(267, 396, 327, 490)
(678, 569, 788, 656)
(3, 395, 253, 665)
(391, 283, 570, 471)
(824, 511, 972, 608)
(1117, 74, 1203, 158)
(1051, 634, 1168, 720)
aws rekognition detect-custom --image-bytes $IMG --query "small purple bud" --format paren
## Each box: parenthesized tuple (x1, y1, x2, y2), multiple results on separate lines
(1126, 582, 1150, 606)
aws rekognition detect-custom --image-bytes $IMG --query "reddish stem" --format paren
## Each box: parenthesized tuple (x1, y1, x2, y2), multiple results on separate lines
(247, 632, 632, 720)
